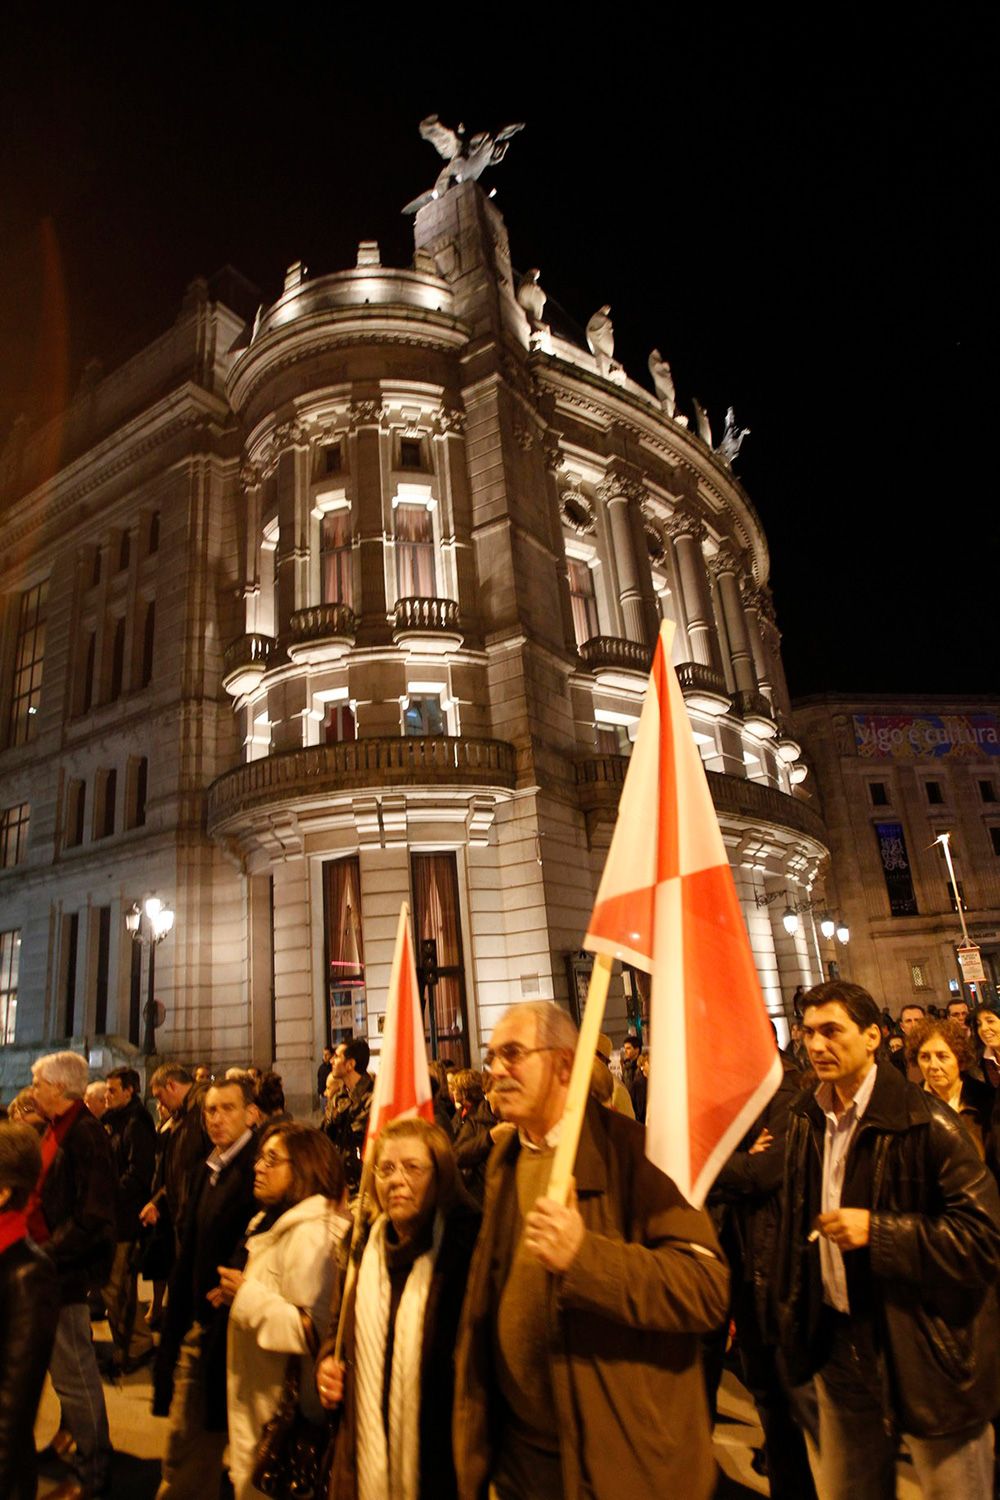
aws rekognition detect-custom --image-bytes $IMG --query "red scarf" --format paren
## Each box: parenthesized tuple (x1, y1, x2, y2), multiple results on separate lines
(26, 1099, 84, 1243)
(0, 1209, 29, 1255)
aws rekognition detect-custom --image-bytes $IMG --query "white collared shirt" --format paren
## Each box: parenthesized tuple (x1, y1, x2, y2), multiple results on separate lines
(817, 1064, 878, 1313)
(205, 1128, 253, 1185)
(518, 1119, 563, 1152)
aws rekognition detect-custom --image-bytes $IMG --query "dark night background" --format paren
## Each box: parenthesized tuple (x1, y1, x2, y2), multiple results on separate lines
(1, 7, 995, 697)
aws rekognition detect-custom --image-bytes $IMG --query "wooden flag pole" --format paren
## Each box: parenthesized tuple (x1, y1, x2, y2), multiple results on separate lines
(546, 951, 614, 1205)
(332, 1142, 375, 1362)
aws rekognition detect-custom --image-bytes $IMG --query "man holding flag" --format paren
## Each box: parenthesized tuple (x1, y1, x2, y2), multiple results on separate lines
(454, 619, 785, 1498)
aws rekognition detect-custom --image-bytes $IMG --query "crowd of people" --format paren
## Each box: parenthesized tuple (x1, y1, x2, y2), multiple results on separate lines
(1, 986, 1000, 1498)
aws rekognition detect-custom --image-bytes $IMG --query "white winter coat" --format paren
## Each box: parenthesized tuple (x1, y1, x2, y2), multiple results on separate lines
(227, 1194, 347, 1500)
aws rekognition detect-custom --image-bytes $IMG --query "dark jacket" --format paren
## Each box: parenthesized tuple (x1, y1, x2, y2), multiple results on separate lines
(105, 1092, 157, 1240)
(710, 1052, 801, 1336)
(454, 1100, 729, 1500)
(161, 1082, 210, 1243)
(326, 1072, 374, 1190)
(621, 1055, 647, 1123)
(324, 1194, 482, 1500)
(777, 1062, 1000, 1437)
(40, 1101, 116, 1304)
(153, 1131, 257, 1430)
(0, 1235, 59, 1499)
(451, 1099, 496, 1204)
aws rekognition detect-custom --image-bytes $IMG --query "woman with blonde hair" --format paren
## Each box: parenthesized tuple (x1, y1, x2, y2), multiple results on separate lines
(316, 1116, 481, 1500)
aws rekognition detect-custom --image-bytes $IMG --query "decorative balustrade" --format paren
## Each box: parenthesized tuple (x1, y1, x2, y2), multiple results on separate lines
(578, 636, 653, 676)
(675, 661, 729, 698)
(222, 633, 277, 697)
(393, 597, 460, 632)
(732, 688, 776, 723)
(208, 735, 517, 829)
(288, 603, 358, 645)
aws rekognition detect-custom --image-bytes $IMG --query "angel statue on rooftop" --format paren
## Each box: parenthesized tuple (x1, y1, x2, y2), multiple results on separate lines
(404, 116, 525, 214)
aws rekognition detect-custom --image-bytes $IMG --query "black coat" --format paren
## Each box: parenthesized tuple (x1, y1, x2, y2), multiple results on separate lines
(325, 1194, 482, 1500)
(710, 1052, 802, 1336)
(153, 1132, 257, 1431)
(161, 1082, 210, 1248)
(0, 1235, 59, 1500)
(452, 1100, 495, 1204)
(777, 1062, 1000, 1437)
(40, 1102, 116, 1304)
(105, 1093, 157, 1240)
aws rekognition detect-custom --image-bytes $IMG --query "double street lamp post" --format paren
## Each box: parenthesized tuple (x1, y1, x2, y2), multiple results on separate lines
(124, 895, 175, 1056)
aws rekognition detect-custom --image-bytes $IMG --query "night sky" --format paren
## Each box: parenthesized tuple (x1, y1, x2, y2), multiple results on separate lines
(1, 9, 994, 698)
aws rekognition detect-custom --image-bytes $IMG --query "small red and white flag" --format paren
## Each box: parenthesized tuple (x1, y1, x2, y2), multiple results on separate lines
(367, 904, 435, 1145)
(584, 621, 781, 1207)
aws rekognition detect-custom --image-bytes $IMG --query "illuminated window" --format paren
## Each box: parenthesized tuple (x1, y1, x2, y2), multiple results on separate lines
(320, 511, 353, 607)
(404, 695, 444, 737)
(567, 558, 599, 647)
(324, 703, 356, 744)
(411, 852, 470, 1066)
(7, 581, 47, 746)
(322, 856, 366, 1044)
(395, 506, 436, 597)
(0, 803, 29, 867)
(0, 929, 19, 1044)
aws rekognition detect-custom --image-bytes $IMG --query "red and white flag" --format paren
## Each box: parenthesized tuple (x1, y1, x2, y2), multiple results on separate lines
(584, 621, 781, 1207)
(367, 903, 435, 1145)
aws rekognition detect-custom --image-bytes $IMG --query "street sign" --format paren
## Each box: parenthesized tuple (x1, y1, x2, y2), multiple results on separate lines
(957, 945, 987, 982)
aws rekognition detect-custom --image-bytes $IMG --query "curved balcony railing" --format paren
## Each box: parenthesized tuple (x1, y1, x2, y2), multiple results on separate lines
(393, 596, 460, 632)
(208, 735, 517, 830)
(579, 636, 653, 676)
(574, 758, 826, 847)
(222, 633, 277, 696)
(288, 603, 358, 649)
(732, 688, 777, 724)
(676, 661, 729, 699)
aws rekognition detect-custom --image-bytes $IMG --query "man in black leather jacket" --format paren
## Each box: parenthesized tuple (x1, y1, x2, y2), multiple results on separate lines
(152, 1075, 256, 1499)
(0, 1121, 59, 1500)
(101, 1066, 156, 1369)
(776, 981, 1000, 1500)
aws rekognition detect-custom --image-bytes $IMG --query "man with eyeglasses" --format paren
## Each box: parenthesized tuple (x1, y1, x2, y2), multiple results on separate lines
(454, 1000, 728, 1500)
(152, 1076, 257, 1499)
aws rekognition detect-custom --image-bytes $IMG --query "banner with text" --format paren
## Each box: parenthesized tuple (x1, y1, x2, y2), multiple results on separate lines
(855, 713, 1000, 760)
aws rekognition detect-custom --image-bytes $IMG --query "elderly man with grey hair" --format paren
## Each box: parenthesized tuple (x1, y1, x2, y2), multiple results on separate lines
(454, 1000, 729, 1500)
(31, 1050, 116, 1499)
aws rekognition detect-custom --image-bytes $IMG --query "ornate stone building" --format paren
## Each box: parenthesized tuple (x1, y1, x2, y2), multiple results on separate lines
(794, 695, 1000, 1010)
(0, 172, 828, 1105)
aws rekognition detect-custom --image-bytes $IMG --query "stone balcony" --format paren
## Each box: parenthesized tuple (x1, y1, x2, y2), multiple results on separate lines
(578, 636, 653, 690)
(675, 661, 732, 717)
(207, 735, 516, 831)
(287, 603, 358, 665)
(222, 633, 277, 697)
(392, 596, 463, 654)
(732, 688, 779, 741)
(574, 755, 827, 849)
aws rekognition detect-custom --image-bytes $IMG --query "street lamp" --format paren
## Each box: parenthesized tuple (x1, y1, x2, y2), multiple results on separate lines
(781, 907, 800, 937)
(835, 923, 850, 945)
(124, 895, 175, 1055)
(819, 913, 836, 940)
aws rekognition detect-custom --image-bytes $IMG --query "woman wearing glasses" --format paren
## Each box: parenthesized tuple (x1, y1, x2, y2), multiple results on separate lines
(316, 1116, 481, 1500)
(218, 1123, 349, 1500)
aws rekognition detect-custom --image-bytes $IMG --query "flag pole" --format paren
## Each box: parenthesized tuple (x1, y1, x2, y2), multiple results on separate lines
(332, 1142, 375, 1362)
(546, 951, 614, 1205)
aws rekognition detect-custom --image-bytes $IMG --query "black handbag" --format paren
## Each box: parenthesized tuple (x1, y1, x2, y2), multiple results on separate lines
(251, 1312, 331, 1500)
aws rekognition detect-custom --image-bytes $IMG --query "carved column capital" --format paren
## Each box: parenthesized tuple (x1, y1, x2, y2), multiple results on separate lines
(708, 542, 743, 579)
(240, 459, 264, 491)
(435, 406, 466, 436)
(271, 418, 311, 452)
(347, 400, 388, 432)
(664, 511, 705, 545)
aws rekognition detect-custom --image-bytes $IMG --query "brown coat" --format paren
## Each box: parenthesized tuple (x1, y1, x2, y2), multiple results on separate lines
(453, 1100, 729, 1500)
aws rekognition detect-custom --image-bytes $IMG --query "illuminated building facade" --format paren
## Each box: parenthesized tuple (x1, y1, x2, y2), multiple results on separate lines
(795, 695, 1000, 1010)
(0, 179, 828, 1104)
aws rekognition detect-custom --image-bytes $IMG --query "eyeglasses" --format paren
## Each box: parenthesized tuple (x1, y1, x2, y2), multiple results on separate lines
(374, 1159, 432, 1182)
(256, 1151, 291, 1170)
(482, 1043, 557, 1071)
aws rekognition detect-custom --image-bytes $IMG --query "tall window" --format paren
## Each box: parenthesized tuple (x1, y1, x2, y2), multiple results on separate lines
(322, 856, 366, 1044)
(7, 581, 47, 745)
(148, 511, 160, 553)
(139, 601, 155, 687)
(874, 822, 918, 917)
(411, 853, 469, 1066)
(404, 695, 444, 736)
(127, 757, 148, 829)
(95, 768, 117, 840)
(109, 616, 126, 700)
(0, 929, 18, 1044)
(94, 906, 111, 1034)
(395, 505, 436, 597)
(567, 558, 599, 646)
(80, 631, 97, 714)
(66, 780, 86, 848)
(320, 511, 353, 607)
(0, 803, 29, 867)
(324, 703, 356, 744)
(64, 912, 79, 1035)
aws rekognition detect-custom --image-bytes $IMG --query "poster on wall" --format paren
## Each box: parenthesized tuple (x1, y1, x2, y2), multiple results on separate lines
(855, 713, 1000, 760)
(874, 822, 919, 916)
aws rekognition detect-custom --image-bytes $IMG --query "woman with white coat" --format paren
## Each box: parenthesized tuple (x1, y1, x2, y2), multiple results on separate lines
(218, 1123, 349, 1500)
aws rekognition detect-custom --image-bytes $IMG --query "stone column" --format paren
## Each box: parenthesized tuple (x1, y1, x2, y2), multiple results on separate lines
(665, 515, 720, 671)
(711, 545, 758, 696)
(272, 420, 310, 635)
(240, 459, 264, 634)
(349, 398, 389, 635)
(598, 477, 647, 643)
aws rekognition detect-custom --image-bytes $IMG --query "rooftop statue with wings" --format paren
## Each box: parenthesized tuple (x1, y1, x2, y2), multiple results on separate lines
(403, 115, 525, 214)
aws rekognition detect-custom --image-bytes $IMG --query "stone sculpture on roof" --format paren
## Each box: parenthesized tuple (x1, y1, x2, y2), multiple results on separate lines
(648, 349, 676, 417)
(586, 306, 616, 377)
(404, 115, 525, 213)
(715, 406, 751, 469)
